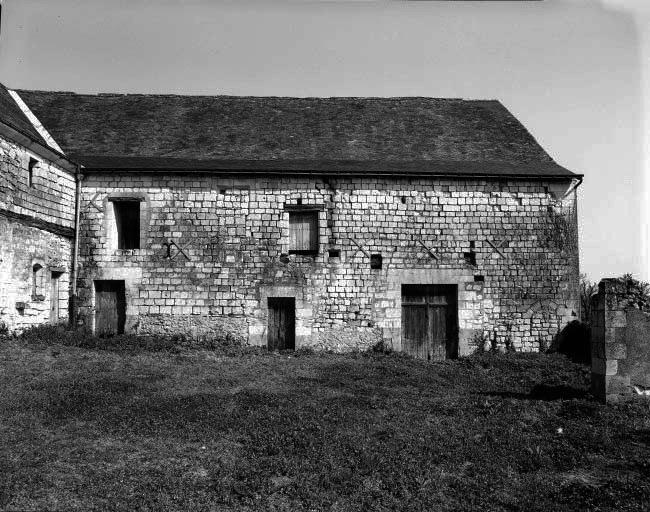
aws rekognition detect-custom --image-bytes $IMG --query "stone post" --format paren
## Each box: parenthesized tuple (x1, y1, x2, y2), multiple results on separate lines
(591, 278, 650, 402)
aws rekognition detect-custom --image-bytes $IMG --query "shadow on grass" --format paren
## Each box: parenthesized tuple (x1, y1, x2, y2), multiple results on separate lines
(309, 356, 474, 396)
(32, 373, 375, 442)
(483, 384, 590, 401)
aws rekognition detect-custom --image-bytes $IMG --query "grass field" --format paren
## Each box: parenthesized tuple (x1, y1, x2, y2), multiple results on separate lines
(1, 338, 649, 511)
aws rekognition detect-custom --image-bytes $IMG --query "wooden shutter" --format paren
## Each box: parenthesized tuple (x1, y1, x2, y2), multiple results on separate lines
(289, 211, 318, 253)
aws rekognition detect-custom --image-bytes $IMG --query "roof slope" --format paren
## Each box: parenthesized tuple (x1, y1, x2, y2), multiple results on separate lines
(15, 90, 576, 177)
(0, 83, 48, 146)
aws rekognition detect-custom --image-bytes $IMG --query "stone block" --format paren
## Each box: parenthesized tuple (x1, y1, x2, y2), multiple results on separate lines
(605, 343, 627, 360)
(606, 374, 631, 395)
(605, 359, 619, 376)
(606, 310, 627, 328)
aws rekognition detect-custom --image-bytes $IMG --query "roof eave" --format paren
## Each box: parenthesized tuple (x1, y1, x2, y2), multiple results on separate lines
(0, 121, 79, 174)
(81, 166, 581, 180)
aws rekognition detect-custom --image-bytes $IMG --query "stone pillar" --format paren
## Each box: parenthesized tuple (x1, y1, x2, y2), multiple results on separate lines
(590, 278, 650, 402)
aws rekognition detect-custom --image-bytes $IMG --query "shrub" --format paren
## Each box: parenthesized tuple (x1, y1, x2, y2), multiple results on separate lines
(579, 273, 598, 323)
(17, 323, 80, 345)
(615, 273, 650, 311)
(13, 324, 258, 354)
(293, 346, 315, 357)
(369, 339, 393, 355)
(472, 331, 494, 353)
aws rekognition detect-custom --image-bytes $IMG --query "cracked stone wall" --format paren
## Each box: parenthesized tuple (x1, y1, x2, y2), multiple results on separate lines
(77, 173, 579, 352)
(0, 135, 75, 332)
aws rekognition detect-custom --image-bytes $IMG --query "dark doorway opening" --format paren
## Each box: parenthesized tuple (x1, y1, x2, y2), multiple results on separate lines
(94, 280, 126, 336)
(268, 297, 296, 351)
(401, 284, 458, 360)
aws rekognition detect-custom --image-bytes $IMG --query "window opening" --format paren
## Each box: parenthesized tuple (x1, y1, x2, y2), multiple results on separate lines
(370, 254, 383, 269)
(28, 158, 38, 187)
(114, 201, 141, 249)
(463, 244, 477, 266)
(32, 263, 44, 300)
(289, 210, 318, 254)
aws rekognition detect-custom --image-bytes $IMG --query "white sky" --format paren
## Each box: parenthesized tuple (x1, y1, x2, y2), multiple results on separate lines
(0, 0, 647, 282)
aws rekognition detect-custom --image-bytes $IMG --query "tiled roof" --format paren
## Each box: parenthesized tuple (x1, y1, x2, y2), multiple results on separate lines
(15, 90, 578, 177)
(0, 83, 48, 146)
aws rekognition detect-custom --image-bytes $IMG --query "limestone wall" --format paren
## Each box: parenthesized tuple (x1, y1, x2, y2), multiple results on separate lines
(0, 217, 72, 331)
(0, 135, 76, 332)
(0, 136, 75, 229)
(591, 279, 650, 402)
(77, 173, 580, 352)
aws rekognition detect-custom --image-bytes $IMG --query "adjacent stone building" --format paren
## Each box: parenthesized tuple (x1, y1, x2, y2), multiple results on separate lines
(5, 88, 582, 357)
(0, 84, 78, 332)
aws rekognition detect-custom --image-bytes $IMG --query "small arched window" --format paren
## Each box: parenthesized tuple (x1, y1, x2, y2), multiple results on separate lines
(32, 263, 45, 300)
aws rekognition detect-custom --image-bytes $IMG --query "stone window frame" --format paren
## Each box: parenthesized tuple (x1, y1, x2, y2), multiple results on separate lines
(31, 262, 45, 301)
(284, 203, 324, 257)
(105, 193, 150, 253)
(112, 200, 141, 249)
(27, 157, 39, 188)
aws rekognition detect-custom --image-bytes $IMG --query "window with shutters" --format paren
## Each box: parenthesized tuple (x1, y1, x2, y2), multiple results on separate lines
(113, 201, 141, 249)
(289, 210, 319, 255)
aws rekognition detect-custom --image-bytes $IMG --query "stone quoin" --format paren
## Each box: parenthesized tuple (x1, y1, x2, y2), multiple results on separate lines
(0, 86, 582, 357)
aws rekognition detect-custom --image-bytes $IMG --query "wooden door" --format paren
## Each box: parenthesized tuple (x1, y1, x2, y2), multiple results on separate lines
(268, 297, 295, 350)
(95, 280, 126, 336)
(401, 285, 458, 360)
(49, 272, 61, 324)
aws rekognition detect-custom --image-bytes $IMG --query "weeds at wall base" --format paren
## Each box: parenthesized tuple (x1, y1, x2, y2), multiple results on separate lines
(0, 323, 266, 355)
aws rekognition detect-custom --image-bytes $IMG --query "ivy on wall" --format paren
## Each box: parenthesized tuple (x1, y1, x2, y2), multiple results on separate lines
(542, 203, 576, 252)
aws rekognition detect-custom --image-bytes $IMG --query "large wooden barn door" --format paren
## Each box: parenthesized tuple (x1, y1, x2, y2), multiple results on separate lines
(95, 280, 126, 336)
(401, 285, 458, 360)
(268, 297, 295, 351)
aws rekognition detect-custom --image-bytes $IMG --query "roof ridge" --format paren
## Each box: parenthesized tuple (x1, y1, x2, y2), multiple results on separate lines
(18, 89, 486, 101)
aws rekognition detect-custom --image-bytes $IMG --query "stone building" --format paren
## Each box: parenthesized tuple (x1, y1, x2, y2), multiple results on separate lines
(4, 87, 582, 357)
(0, 84, 78, 332)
